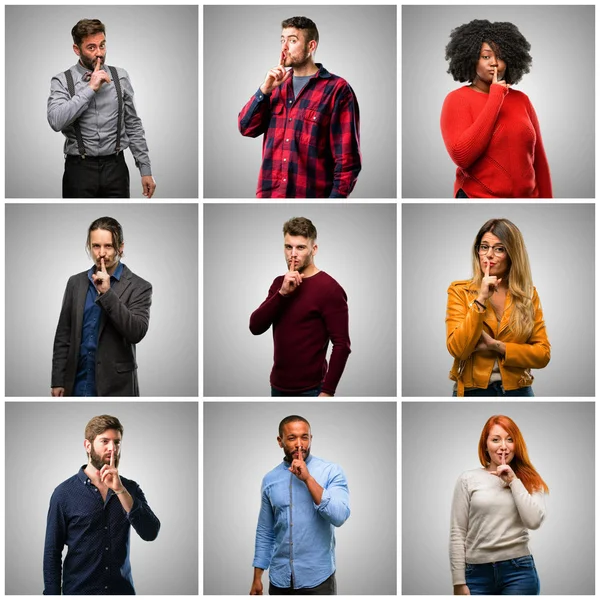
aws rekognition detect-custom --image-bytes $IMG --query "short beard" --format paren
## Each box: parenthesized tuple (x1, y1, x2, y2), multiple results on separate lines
(283, 447, 311, 463)
(88, 446, 119, 470)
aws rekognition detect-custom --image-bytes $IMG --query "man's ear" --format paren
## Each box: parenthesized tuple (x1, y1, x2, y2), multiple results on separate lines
(73, 43, 81, 57)
(277, 436, 283, 448)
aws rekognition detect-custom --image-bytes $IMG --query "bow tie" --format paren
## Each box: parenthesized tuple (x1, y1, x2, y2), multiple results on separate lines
(82, 71, 92, 82)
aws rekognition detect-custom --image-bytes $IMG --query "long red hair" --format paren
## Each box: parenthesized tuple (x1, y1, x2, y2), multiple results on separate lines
(478, 415, 549, 494)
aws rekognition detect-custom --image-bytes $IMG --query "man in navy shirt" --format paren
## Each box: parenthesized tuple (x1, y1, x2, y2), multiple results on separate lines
(43, 414, 160, 594)
(250, 415, 350, 595)
(51, 216, 152, 396)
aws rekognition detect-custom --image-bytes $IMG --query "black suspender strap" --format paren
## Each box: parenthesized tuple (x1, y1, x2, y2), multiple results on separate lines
(108, 66, 123, 153)
(63, 69, 86, 158)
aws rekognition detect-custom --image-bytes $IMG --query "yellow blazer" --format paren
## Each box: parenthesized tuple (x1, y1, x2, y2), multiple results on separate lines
(446, 280, 550, 396)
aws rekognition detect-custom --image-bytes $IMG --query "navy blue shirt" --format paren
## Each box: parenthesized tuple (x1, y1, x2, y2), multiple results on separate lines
(43, 466, 160, 595)
(73, 262, 123, 396)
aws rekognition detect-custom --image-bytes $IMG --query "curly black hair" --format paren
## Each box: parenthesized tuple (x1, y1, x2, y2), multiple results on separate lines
(445, 19, 532, 85)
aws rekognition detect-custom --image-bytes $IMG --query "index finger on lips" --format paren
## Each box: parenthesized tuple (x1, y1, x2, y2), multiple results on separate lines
(101, 257, 107, 273)
(493, 66, 498, 84)
(94, 57, 101, 71)
(484, 260, 490, 278)
(501, 452, 506, 465)
(110, 450, 114, 467)
(279, 51, 285, 67)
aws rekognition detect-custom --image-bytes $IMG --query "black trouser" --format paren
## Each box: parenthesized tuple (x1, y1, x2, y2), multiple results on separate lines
(269, 573, 337, 595)
(62, 152, 130, 198)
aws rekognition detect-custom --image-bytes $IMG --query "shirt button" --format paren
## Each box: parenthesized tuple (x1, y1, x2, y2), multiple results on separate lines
(283, 158, 287, 162)
(288, 118, 292, 122)
(105, 526, 108, 530)
(313, 116, 316, 120)
(289, 100, 292, 103)
(105, 547, 109, 551)
(285, 138, 289, 142)
(283, 178, 287, 182)
(105, 567, 109, 570)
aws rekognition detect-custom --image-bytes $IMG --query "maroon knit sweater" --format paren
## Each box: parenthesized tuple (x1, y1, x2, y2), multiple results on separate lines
(249, 271, 351, 395)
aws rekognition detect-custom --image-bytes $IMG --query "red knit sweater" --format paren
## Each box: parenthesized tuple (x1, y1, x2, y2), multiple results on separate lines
(441, 84, 552, 198)
(249, 271, 351, 395)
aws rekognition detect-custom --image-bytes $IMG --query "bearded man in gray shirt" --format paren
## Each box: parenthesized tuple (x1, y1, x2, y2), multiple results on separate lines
(47, 19, 156, 199)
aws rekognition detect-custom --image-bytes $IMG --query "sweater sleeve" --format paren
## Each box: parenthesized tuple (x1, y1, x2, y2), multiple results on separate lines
(446, 284, 486, 361)
(449, 474, 470, 586)
(441, 85, 508, 169)
(502, 288, 551, 369)
(320, 282, 351, 395)
(509, 478, 546, 530)
(249, 278, 288, 335)
(526, 97, 553, 198)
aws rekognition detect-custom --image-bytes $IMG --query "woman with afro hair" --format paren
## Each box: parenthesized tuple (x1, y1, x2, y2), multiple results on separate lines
(441, 20, 552, 198)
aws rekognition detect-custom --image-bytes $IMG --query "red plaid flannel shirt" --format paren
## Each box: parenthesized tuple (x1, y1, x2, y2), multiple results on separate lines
(238, 64, 361, 198)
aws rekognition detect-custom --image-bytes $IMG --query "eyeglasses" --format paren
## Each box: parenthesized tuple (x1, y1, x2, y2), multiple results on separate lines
(476, 244, 507, 257)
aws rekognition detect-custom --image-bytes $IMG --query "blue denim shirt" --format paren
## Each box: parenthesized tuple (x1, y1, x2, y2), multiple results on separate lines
(73, 262, 123, 396)
(43, 466, 160, 595)
(253, 455, 350, 589)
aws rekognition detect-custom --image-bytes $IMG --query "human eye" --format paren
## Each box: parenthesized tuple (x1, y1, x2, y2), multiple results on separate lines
(495, 247, 506, 254)
(480, 244, 490, 252)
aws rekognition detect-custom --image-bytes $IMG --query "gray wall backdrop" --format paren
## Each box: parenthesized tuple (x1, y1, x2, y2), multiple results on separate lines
(204, 5, 396, 198)
(402, 402, 595, 595)
(204, 204, 397, 396)
(6, 5, 198, 198)
(5, 204, 198, 396)
(402, 5, 594, 198)
(402, 203, 594, 396)
(5, 402, 198, 594)
(204, 401, 397, 595)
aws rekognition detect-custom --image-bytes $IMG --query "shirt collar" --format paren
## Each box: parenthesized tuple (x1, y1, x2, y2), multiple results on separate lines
(74, 61, 93, 77)
(87, 261, 124, 283)
(315, 63, 331, 79)
(77, 465, 92, 485)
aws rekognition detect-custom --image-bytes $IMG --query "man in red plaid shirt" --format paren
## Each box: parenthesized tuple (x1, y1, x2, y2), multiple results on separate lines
(238, 17, 361, 198)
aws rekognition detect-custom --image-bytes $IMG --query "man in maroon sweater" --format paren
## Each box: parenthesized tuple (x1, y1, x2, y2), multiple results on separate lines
(250, 217, 351, 396)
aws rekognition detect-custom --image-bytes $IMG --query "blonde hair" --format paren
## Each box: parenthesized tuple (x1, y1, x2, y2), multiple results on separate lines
(471, 219, 534, 339)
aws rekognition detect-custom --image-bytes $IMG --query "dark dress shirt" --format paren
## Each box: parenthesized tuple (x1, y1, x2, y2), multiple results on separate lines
(238, 63, 361, 198)
(73, 263, 123, 396)
(47, 62, 152, 176)
(43, 466, 160, 595)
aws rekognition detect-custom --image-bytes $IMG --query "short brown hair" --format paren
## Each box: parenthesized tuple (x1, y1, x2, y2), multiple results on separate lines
(283, 217, 317, 242)
(86, 216, 124, 257)
(85, 415, 124, 444)
(281, 16, 319, 46)
(72, 19, 106, 47)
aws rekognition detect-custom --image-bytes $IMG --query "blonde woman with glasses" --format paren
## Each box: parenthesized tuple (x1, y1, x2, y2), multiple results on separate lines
(446, 219, 550, 396)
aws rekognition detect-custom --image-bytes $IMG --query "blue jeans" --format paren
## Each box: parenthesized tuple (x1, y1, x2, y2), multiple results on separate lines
(271, 386, 321, 397)
(466, 555, 540, 595)
(453, 382, 534, 397)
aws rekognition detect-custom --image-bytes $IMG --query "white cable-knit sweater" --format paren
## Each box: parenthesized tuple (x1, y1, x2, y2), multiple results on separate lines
(450, 468, 546, 586)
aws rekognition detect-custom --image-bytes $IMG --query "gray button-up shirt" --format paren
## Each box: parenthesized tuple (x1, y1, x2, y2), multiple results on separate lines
(47, 62, 152, 176)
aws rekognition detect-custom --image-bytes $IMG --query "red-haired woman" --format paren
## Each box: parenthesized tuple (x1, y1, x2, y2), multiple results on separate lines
(450, 415, 548, 595)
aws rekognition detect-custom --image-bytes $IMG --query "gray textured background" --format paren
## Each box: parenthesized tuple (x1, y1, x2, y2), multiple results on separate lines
(5, 204, 198, 397)
(204, 5, 396, 198)
(6, 5, 198, 198)
(402, 203, 594, 396)
(203, 204, 397, 396)
(204, 401, 397, 595)
(5, 402, 198, 594)
(402, 402, 595, 595)
(402, 5, 595, 198)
